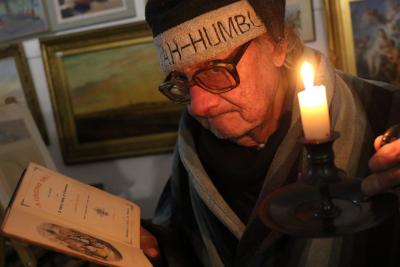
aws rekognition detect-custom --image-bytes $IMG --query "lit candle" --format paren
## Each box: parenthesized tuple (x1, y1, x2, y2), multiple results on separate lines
(297, 61, 330, 141)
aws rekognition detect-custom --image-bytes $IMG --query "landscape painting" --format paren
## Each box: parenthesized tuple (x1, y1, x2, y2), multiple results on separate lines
(0, 0, 48, 42)
(41, 23, 184, 163)
(63, 42, 181, 144)
(350, 0, 400, 85)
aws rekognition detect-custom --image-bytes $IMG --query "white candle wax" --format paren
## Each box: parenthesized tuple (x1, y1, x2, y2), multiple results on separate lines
(298, 85, 330, 141)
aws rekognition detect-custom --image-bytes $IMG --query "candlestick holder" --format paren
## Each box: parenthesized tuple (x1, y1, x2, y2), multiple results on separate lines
(259, 131, 399, 237)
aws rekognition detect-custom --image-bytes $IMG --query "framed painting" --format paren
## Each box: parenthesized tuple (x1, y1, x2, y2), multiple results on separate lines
(41, 22, 184, 164)
(286, 0, 315, 42)
(324, 0, 400, 85)
(0, 0, 49, 42)
(45, 0, 136, 31)
(0, 44, 49, 144)
(0, 103, 55, 208)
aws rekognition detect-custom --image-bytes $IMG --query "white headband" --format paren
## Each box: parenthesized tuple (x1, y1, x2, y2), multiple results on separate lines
(153, 1, 267, 72)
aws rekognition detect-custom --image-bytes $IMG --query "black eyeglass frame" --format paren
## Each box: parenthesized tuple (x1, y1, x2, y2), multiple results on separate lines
(159, 41, 252, 103)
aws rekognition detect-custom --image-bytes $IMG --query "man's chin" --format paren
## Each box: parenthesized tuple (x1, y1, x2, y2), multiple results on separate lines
(206, 126, 263, 147)
(209, 128, 258, 146)
(232, 137, 261, 147)
(195, 116, 255, 143)
(208, 128, 235, 140)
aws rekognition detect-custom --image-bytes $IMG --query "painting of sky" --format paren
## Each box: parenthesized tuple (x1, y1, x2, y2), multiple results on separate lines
(63, 42, 165, 116)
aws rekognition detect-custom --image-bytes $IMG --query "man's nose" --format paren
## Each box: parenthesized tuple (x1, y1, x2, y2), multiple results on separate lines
(189, 86, 220, 117)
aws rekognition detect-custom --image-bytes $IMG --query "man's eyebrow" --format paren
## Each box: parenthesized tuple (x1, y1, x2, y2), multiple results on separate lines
(183, 46, 240, 73)
(210, 46, 242, 62)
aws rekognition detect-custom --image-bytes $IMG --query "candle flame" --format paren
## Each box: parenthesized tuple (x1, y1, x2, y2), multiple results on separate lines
(301, 61, 314, 90)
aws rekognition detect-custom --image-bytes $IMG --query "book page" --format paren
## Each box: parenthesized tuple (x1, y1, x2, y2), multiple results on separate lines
(1, 163, 152, 266)
(12, 163, 140, 248)
(2, 210, 151, 267)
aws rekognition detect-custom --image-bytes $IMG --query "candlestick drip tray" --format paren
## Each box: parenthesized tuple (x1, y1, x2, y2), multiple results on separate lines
(259, 179, 398, 237)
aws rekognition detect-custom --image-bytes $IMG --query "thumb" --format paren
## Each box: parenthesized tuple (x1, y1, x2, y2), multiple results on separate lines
(143, 246, 162, 267)
(374, 135, 383, 151)
(140, 226, 160, 261)
(143, 247, 159, 259)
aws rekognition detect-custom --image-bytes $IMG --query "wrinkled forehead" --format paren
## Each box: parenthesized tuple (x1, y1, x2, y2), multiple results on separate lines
(151, 1, 267, 73)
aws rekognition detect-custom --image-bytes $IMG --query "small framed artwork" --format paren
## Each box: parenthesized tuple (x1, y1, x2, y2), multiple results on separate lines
(45, 0, 136, 31)
(0, 44, 49, 144)
(286, 0, 315, 42)
(41, 22, 184, 164)
(324, 0, 400, 85)
(0, 103, 55, 208)
(0, 0, 49, 42)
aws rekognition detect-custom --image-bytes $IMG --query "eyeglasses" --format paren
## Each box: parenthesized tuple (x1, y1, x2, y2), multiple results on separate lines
(159, 41, 252, 103)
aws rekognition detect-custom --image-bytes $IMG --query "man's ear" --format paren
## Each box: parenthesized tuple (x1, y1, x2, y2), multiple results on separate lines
(272, 39, 288, 67)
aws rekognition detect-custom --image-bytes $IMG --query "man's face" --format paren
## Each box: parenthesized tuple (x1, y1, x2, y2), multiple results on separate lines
(181, 34, 288, 147)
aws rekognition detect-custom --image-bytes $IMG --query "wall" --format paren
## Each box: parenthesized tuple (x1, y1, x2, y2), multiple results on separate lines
(21, 0, 328, 219)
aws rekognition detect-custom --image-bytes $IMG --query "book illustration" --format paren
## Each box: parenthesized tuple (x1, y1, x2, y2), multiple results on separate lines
(37, 223, 122, 262)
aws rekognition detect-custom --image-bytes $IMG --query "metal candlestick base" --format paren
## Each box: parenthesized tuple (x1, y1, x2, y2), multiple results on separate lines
(259, 132, 399, 237)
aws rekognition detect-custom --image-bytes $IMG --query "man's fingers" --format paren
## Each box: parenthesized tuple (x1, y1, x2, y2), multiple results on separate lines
(374, 135, 383, 151)
(141, 236, 159, 258)
(362, 166, 400, 196)
(140, 226, 160, 261)
(143, 247, 159, 259)
(369, 139, 400, 172)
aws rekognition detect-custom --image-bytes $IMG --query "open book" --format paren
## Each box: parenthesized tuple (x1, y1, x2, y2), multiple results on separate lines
(1, 162, 152, 267)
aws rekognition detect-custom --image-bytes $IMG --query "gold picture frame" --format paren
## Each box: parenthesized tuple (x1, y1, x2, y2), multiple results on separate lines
(324, 0, 357, 74)
(0, 44, 49, 143)
(41, 23, 183, 164)
(324, 0, 400, 85)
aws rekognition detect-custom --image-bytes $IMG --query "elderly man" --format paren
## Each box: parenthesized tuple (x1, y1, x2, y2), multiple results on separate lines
(140, 0, 400, 266)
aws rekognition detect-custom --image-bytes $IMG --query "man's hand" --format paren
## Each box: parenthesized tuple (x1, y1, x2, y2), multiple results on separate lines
(361, 136, 400, 195)
(140, 226, 160, 263)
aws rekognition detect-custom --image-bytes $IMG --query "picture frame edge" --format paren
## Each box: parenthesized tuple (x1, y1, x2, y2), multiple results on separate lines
(323, 0, 357, 74)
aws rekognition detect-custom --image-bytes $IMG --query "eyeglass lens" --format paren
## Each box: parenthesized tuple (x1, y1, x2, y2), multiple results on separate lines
(194, 67, 237, 90)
